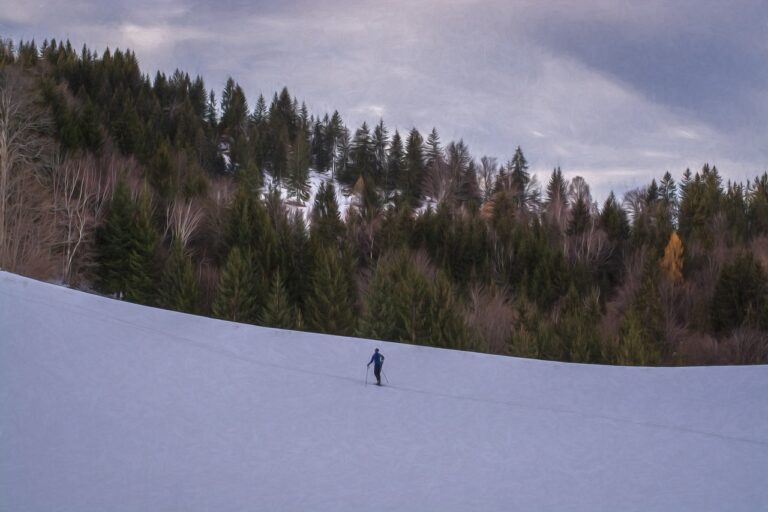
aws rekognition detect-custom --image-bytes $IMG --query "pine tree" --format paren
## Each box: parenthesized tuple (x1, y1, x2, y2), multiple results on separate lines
(711, 252, 768, 333)
(400, 128, 424, 206)
(347, 122, 375, 184)
(251, 93, 267, 125)
(212, 246, 260, 322)
(748, 173, 768, 236)
(425, 127, 442, 170)
(361, 250, 469, 349)
(659, 171, 678, 222)
(600, 192, 630, 241)
(260, 269, 301, 329)
(96, 179, 136, 296)
(543, 166, 569, 234)
(310, 181, 345, 247)
(509, 146, 530, 193)
(567, 197, 590, 236)
(287, 126, 311, 202)
(304, 247, 356, 335)
(113, 92, 144, 156)
(386, 130, 405, 196)
(334, 126, 351, 184)
(373, 119, 389, 184)
(327, 111, 344, 179)
(158, 238, 201, 314)
(148, 140, 174, 200)
(124, 190, 160, 305)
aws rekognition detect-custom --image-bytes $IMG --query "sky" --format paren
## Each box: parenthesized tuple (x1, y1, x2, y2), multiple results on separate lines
(1, 0, 767, 200)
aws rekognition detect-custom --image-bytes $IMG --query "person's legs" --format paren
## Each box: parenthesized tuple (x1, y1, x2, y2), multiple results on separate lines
(374, 365, 381, 384)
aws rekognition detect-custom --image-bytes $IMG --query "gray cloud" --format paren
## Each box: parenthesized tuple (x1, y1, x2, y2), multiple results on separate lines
(1, 0, 766, 199)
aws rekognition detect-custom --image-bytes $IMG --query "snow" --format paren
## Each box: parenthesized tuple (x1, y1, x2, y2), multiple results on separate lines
(262, 170, 355, 222)
(1, 271, 767, 511)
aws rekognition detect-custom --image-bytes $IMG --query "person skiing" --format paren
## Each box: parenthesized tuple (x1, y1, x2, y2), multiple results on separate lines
(367, 348, 385, 385)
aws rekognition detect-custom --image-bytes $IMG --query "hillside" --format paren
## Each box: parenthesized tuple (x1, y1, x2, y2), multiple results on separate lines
(2, 42, 768, 365)
(1, 271, 767, 511)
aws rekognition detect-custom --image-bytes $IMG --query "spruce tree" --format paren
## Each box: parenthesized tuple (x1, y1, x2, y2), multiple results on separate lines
(158, 238, 201, 314)
(373, 119, 389, 184)
(361, 250, 469, 349)
(711, 252, 768, 333)
(96, 179, 135, 296)
(123, 190, 160, 305)
(567, 197, 590, 236)
(425, 127, 442, 171)
(310, 181, 344, 247)
(260, 269, 301, 329)
(401, 128, 424, 206)
(348, 122, 375, 184)
(305, 247, 356, 335)
(509, 146, 530, 193)
(287, 126, 311, 202)
(386, 130, 405, 196)
(599, 192, 630, 242)
(212, 246, 260, 322)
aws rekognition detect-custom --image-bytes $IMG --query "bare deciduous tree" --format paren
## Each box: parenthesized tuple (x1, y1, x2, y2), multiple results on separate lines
(165, 199, 204, 248)
(50, 155, 112, 284)
(0, 69, 54, 271)
(479, 156, 498, 203)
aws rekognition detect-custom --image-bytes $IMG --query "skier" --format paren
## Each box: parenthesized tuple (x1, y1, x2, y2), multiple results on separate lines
(367, 348, 385, 385)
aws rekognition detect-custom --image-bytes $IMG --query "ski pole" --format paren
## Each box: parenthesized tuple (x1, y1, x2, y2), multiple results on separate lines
(365, 365, 369, 386)
(383, 371, 389, 384)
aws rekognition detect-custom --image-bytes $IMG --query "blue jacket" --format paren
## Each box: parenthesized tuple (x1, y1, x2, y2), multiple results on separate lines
(368, 352, 384, 368)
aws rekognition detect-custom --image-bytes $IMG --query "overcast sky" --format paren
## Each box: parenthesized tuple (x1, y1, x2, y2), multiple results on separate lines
(2, 0, 767, 200)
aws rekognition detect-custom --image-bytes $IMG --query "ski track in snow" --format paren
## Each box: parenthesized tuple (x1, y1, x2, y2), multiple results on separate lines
(2, 271, 768, 512)
(5, 283, 766, 450)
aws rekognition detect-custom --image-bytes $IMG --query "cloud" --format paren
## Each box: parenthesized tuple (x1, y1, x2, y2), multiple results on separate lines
(2, 0, 765, 199)
(118, 23, 212, 53)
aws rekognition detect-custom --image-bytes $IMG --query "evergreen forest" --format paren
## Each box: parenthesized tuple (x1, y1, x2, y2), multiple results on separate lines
(2, 38, 767, 365)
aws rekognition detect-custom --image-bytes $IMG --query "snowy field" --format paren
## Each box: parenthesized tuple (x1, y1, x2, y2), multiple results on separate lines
(1, 271, 767, 512)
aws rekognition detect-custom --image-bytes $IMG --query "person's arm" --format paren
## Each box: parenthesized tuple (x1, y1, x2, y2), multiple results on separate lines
(367, 354, 374, 366)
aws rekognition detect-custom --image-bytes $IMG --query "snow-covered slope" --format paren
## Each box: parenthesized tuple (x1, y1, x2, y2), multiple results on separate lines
(1, 271, 767, 512)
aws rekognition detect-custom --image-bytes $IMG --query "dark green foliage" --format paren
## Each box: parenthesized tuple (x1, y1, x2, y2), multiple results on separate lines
(287, 127, 311, 202)
(372, 119, 389, 185)
(600, 192, 630, 242)
(224, 189, 277, 274)
(425, 127, 442, 171)
(711, 252, 768, 333)
(361, 251, 470, 349)
(260, 269, 302, 329)
(400, 128, 425, 206)
(748, 173, 768, 236)
(679, 164, 723, 246)
(96, 180, 137, 296)
(509, 146, 529, 193)
(123, 191, 160, 305)
(212, 246, 261, 322)
(310, 181, 345, 247)
(413, 205, 491, 289)
(158, 238, 201, 314)
(148, 140, 174, 200)
(567, 197, 590, 236)
(304, 247, 356, 335)
(112, 92, 144, 156)
(346, 122, 375, 185)
(385, 130, 405, 195)
(9, 37, 767, 366)
(620, 263, 666, 361)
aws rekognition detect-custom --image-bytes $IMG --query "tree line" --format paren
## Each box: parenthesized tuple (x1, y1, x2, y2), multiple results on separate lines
(1, 38, 767, 365)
